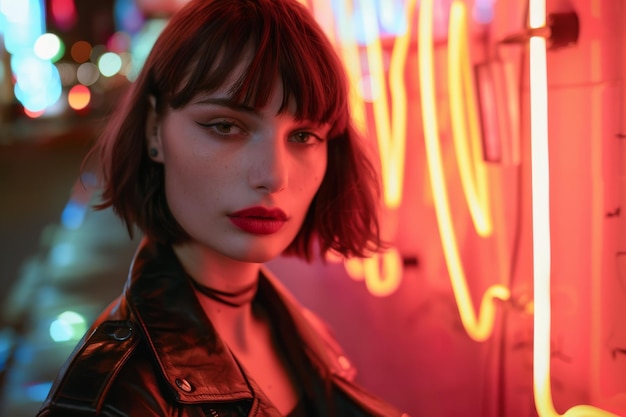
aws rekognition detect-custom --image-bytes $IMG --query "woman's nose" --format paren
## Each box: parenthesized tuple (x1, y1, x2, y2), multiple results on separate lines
(248, 139, 288, 194)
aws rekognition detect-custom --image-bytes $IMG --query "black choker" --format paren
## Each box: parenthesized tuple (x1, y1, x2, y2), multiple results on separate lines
(189, 277, 258, 307)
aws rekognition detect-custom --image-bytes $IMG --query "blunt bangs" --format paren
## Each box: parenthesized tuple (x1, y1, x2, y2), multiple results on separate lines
(148, 0, 348, 132)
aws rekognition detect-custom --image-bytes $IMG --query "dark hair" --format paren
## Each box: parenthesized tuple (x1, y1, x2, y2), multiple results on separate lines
(91, 0, 383, 261)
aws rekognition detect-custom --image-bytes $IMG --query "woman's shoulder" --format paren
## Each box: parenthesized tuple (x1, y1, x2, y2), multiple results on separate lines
(298, 307, 358, 381)
(36, 298, 155, 416)
(36, 318, 142, 415)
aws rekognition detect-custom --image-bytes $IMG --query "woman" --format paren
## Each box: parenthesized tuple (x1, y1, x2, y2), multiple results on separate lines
(38, 0, 405, 416)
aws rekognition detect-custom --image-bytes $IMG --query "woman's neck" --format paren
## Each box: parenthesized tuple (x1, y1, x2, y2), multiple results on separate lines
(172, 243, 298, 413)
(172, 241, 261, 292)
(172, 241, 262, 350)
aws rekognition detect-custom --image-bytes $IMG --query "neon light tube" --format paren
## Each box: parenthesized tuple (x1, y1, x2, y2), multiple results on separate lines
(334, 0, 367, 134)
(328, 0, 406, 297)
(307, 0, 365, 133)
(386, 0, 414, 209)
(362, 248, 402, 296)
(340, 251, 402, 297)
(447, 1, 493, 237)
(359, 0, 409, 208)
(419, 0, 509, 342)
(529, 0, 617, 415)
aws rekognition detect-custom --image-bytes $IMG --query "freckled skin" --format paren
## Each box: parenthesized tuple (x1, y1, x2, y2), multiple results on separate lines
(147, 80, 329, 272)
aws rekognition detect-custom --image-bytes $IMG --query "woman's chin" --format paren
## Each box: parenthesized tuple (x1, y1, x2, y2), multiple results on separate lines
(231, 247, 286, 264)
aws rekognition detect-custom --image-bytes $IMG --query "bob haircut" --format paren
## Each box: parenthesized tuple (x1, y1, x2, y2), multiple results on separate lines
(92, 0, 383, 261)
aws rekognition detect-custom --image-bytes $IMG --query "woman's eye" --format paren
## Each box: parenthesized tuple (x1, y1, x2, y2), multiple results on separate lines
(291, 131, 322, 145)
(197, 120, 243, 136)
(213, 122, 235, 134)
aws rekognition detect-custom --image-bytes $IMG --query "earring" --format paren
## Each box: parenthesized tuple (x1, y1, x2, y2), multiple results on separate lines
(149, 147, 158, 157)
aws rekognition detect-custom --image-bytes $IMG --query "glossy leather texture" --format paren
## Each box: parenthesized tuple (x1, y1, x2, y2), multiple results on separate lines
(37, 239, 405, 417)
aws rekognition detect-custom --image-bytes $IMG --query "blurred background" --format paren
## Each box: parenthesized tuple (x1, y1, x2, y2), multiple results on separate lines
(0, 0, 625, 416)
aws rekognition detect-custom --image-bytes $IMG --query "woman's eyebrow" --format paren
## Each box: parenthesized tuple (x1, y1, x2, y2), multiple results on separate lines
(194, 97, 261, 117)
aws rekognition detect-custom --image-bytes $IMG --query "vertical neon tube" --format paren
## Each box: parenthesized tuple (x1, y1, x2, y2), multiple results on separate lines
(529, 0, 617, 415)
(448, 1, 493, 237)
(359, 0, 409, 208)
(334, 0, 367, 133)
(530, 32, 556, 417)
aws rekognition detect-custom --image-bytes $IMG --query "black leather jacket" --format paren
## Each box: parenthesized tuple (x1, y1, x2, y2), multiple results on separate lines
(37, 239, 405, 416)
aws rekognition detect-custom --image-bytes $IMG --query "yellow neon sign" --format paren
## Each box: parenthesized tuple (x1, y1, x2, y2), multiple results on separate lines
(343, 248, 403, 297)
(358, 0, 410, 209)
(314, 0, 619, 413)
(528, 0, 617, 415)
(418, 0, 510, 342)
(447, 2, 493, 237)
(321, 0, 407, 298)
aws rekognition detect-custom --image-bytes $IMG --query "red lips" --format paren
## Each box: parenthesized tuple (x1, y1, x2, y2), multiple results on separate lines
(227, 206, 288, 235)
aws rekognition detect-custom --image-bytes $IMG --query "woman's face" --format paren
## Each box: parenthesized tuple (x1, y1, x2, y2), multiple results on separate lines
(147, 79, 329, 263)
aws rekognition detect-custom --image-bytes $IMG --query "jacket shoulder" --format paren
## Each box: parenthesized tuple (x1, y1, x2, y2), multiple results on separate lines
(300, 308, 408, 416)
(299, 307, 358, 381)
(37, 319, 139, 416)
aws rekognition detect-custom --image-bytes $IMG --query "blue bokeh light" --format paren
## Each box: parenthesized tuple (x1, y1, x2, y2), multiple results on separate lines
(26, 382, 53, 402)
(12, 53, 62, 112)
(49, 311, 87, 343)
(61, 199, 88, 230)
(49, 242, 74, 267)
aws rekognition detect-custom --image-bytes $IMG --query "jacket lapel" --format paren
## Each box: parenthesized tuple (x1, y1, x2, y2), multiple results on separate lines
(125, 239, 254, 404)
(123, 240, 402, 416)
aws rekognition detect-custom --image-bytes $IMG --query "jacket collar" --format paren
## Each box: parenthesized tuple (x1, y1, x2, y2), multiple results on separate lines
(123, 238, 344, 404)
(125, 239, 252, 403)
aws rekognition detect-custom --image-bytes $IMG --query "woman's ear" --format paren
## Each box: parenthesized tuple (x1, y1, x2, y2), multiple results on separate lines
(146, 95, 164, 163)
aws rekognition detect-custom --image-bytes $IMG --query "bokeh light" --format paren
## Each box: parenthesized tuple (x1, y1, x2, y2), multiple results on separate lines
(67, 84, 90, 110)
(49, 311, 87, 343)
(76, 62, 99, 86)
(128, 18, 168, 80)
(49, 242, 74, 267)
(0, 0, 29, 24)
(12, 55, 62, 112)
(98, 52, 122, 77)
(114, 0, 145, 34)
(50, 0, 77, 30)
(24, 108, 45, 118)
(34, 33, 65, 62)
(25, 382, 53, 402)
(61, 200, 88, 230)
(107, 31, 131, 53)
(70, 40, 92, 63)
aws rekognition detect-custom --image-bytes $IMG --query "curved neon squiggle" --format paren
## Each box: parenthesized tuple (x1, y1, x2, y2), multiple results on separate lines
(342, 250, 402, 297)
(359, 0, 410, 208)
(362, 248, 403, 297)
(447, 2, 493, 237)
(529, 1, 618, 416)
(418, 0, 510, 342)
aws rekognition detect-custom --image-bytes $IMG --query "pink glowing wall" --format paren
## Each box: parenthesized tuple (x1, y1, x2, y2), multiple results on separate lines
(269, 1, 626, 416)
